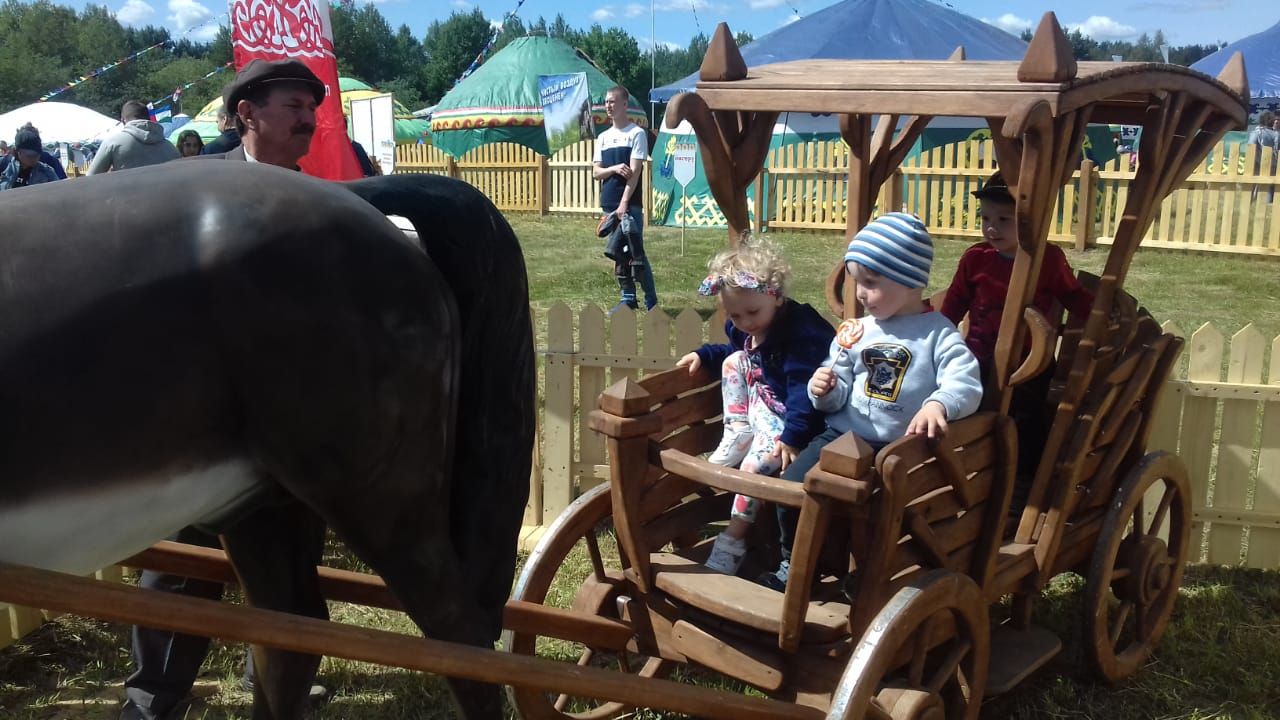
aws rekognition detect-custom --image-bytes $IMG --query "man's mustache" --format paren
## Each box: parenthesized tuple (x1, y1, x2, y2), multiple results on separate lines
(294, 125, 315, 136)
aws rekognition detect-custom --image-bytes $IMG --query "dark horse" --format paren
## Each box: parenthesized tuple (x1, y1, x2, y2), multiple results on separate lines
(0, 162, 535, 719)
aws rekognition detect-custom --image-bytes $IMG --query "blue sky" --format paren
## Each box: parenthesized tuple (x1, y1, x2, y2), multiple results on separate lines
(95, 0, 1270, 50)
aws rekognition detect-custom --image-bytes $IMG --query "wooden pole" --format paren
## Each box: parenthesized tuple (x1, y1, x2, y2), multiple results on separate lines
(538, 154, 550, 216)
(0, 562, 821, 720)
(120, 542, 638, 650)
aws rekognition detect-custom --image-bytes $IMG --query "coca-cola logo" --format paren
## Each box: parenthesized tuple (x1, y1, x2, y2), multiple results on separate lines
(230, 0, 334, 58)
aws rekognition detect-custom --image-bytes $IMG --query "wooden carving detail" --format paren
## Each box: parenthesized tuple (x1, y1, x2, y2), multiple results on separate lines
(699, 22, 748, 83)
(1018, 12, 1077, 83)
(665, 93, 777, 242)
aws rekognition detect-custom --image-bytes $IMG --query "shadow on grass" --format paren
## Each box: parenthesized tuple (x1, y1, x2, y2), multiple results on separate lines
(982, 565, 1280, 719)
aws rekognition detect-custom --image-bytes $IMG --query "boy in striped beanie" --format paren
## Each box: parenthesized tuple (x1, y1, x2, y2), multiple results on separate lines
(758, 212, 983, 591)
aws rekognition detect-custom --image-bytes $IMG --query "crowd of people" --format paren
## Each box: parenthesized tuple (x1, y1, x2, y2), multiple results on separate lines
(0, 72, 381, 196)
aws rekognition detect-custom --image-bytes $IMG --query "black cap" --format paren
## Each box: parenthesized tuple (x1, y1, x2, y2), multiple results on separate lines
(971, 171, 1014, 204)
(222, 59, 325, 113)
(14, 128, 41, 153)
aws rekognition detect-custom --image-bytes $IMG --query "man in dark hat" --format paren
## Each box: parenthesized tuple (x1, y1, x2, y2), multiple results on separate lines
(207, 57, 326, 168)
(121, 59, 331, 720)
(0, 128, 62, 190)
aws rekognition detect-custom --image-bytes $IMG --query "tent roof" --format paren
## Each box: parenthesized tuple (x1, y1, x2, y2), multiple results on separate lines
(0, 101, 119, 144)
(1191, 19, 1280, 98)
(431, 36, 645, 131)
(650, 0, 1027, 102)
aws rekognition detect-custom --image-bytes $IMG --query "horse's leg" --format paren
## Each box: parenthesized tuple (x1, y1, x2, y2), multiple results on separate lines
(269, 438, 505, 720)
(220, 501, 328, 720)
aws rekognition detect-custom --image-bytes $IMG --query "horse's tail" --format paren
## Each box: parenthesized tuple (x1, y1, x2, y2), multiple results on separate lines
(344, 174, 534, 636)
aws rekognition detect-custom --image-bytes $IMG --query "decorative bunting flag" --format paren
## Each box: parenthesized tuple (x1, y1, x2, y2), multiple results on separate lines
(455, 0, 528, 86)
(37, 13, 229, 103)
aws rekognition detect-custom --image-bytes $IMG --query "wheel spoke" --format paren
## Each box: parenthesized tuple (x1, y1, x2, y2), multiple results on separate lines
(1134, 601, 1149, 637)
(1110, 566, 1132, 580)
(1148, 487, 1175, 537)
(1132, 498, 1146, 537)
(909, 613, 940, 687)
(1110, 601, 1133, 646)
(927, 639, 972, 694)
(585, 532, 606, 582)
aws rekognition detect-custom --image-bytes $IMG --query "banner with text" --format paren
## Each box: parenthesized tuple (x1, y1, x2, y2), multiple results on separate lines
(227, 0, 361, 180)
(538, 73, 591, 156)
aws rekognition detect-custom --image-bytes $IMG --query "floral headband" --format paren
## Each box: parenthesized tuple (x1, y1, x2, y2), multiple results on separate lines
(697, 270, 781, 297)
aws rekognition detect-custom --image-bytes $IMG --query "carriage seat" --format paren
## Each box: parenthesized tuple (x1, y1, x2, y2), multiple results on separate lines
(651, 552, 850, 644)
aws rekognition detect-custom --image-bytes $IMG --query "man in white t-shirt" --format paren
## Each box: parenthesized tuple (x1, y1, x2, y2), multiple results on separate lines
(592, 85, 658, 313)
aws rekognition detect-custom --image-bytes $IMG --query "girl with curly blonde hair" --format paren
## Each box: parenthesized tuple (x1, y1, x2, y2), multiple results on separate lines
(676, 236, 834, 576)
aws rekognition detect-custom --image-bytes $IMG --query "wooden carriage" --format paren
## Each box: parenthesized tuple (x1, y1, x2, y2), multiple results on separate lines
(506, 13, 1247, 719)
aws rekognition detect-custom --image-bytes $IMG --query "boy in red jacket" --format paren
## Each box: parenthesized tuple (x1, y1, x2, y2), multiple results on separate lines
(941, 171, 1094, 512)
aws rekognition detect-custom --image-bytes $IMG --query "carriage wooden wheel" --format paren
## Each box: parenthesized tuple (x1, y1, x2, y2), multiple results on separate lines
(505, 483, 673, 719)
(827, 570, 989, 720)
(1084, 451, 1192, 683)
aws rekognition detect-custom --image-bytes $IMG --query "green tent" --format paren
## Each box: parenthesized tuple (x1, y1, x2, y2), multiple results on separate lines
(174, 76, 431, 146)
(430, 36, 647, 158)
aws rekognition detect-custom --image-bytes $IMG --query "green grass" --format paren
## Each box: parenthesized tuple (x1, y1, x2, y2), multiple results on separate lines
(2, 215, 1278, 719)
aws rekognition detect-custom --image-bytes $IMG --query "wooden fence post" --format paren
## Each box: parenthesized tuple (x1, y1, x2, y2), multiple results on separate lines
(445, 155, 459, 179)
(541, 303, 576, 526)
(1076, 158, 1097, 251)
(538, 154, 550, 216)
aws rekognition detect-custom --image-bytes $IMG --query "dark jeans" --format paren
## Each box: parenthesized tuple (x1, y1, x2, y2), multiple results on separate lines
(1008, 363, 1055, 515)
(612, 206, 658, 310)
(774, 427, 886, 561)
(123, 526, 253, 718)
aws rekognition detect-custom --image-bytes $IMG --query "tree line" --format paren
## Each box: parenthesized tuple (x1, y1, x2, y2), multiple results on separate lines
(0, 0, 1225, 125)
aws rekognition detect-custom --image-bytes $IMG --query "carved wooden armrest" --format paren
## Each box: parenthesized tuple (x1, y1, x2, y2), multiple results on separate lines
(658, 449, 807, 507)
(802, 432, 877, 504)
(588, 408, 663, 439)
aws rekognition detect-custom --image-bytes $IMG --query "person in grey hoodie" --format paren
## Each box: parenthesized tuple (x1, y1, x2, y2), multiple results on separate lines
(759, 212, 983, 591)
(87, 100, 179, 174)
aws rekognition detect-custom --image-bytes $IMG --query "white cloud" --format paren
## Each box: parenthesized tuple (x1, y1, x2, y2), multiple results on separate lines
(624, 3, 646, 18)
(1068, 15, 1139, 40)
(167, 0, 213, 32)
(592, 6, 615, 21)
(116, 0, 155, 26)
(750, 0, 785, 8)
(781, 13, 801, 25)
(984, 13, 1032, 35)
(451, 0, 470, 8)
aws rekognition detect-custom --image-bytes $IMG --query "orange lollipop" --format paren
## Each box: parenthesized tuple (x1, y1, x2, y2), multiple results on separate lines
(836, 318, 864, 349)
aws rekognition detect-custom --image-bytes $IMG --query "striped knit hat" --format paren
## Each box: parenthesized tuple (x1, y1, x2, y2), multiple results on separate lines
(845, 212, 934, 289)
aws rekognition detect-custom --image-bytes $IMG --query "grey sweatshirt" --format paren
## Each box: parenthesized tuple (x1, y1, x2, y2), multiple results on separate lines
(810, 312, 983, 444)
(87, 120, 180, 174)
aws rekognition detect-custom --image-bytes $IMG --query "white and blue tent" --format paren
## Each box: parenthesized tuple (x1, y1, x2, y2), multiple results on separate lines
(647, 0, 1031, 228)
(650, 0, 1029, 103)
(1192, 19, 1280, 122)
